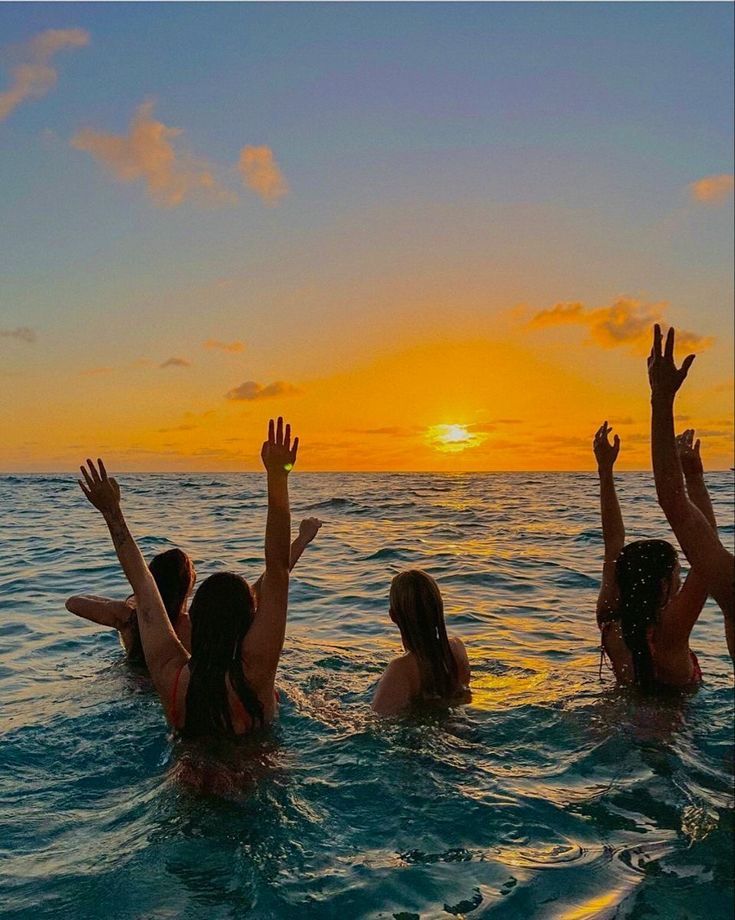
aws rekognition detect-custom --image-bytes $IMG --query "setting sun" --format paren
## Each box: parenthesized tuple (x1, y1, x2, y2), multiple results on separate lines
(427, 424, 485, 453)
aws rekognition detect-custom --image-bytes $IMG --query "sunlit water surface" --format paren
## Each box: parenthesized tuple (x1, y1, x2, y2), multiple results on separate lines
(0, 473, 733, 919)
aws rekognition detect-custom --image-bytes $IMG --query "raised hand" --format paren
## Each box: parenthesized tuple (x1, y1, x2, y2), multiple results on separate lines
(78, 458, 121, 515)
(298, 517, 324, 545)
(261, 417, 299, 475)
(676, 429, 703, 478)
(648, 325, 695, 401)
(593, 421, 620, 471)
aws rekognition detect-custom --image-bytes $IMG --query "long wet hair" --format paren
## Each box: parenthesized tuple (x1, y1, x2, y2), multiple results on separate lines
(183, 572, 264, 738)
(615, 540, 679, 689)
(127, 548, 195, 665)
(390, 570, 459, 700)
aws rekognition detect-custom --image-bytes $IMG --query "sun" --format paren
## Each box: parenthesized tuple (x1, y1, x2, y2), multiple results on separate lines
(426, 424, 486, 453)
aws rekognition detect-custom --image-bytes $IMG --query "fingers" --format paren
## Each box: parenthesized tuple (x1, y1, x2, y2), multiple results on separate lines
(681, 354, 695, 376)
(78, 479, 91, 499)
(98, 458, 108, 480)
(613, 434, 620, 449)
(664, 326, 675, 360)
(291, 436, 299, 461)
(653, 323, 663, 359)
(284, 422, 291, 452)
(276, 416, 284, 445)
(268, 418, 275, 443)
(80, 465, 94, 489)
(86, 458, 100, 483)
(694, 438, 701, 455)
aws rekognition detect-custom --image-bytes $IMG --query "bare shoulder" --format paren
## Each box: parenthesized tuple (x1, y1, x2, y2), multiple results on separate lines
(372, 654, 418, 716)
(449, 636, 471, 683)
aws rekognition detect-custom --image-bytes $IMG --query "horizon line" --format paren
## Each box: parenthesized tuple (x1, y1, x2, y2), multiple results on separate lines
(1, 468, 734, 476)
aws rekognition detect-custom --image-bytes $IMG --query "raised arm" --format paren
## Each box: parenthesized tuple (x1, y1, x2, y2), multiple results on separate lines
(242, 419, 298, 675)
(65, 594, 134, 629)
(656, 430, 715, 647)
(677, 429, 717, 528)
(648, 326, 734, 633)
(594, 421, 624, 624)
(251, 517, 323, 608)
(77, 460, 187, 704)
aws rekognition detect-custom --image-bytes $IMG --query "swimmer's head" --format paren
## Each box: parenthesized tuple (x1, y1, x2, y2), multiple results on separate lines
(128, 548, 196, 665)
(188, 571, 255, 647)
(149, 548, 196, 625)
(615, 539, 680, 687)
(389, 569, 444, 637)
(389, 569, 457, 698)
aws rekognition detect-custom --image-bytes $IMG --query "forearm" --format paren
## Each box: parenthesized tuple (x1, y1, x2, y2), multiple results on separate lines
(65, 595, 131, 628)
(685, 473, 717, 530)
(289, 536, 308, 571)
(102, 508, 153, 595)
(598, 468, 625, 560)
(651, 396, 688, 518)
(265, 472, 291, 571)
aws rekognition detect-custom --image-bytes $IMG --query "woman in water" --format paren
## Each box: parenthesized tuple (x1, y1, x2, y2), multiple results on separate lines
(372, 569, 471, 715)
(66, 519, 323, 666)
(66, 548, 196, 665)
(77, 417, 298, 738)
(594, 420, 718, 689)
(648, 325, 734, 662)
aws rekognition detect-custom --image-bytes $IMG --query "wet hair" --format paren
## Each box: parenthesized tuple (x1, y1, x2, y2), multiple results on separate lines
(615, 539, 678, 689)
(183, 572, 264, 738)
(390, 569, 459, 700)
(128, 548, 195, 665)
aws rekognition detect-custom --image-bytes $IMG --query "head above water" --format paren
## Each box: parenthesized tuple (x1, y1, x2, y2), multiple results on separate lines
(128, 548, 195, 665)
(149, 548, 196, 624)
(389, 569, 458, 699)
(615, 539, 680, 688)
(188, 571, 255, 651)
(185, 571, 263, 736)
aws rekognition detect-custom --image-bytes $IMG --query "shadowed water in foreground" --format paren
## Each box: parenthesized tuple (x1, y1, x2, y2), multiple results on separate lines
(0, 473, 733, 918)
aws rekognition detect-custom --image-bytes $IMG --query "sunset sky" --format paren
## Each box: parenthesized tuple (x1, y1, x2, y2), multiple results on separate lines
(1, 3, 732, 472)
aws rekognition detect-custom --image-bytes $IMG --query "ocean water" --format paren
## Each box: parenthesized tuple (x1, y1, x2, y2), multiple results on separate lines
(0, 472, 732, 920)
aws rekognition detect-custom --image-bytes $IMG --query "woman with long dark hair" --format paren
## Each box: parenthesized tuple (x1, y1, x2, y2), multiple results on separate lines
(66, 548, 196, 665)
(66, 518, 322, 668)
(372, 569, 470, 715)
(594, 421, 717, 689)
(76, 417, 299, 738)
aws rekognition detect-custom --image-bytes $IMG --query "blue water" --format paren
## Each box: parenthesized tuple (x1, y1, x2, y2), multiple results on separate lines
(0, 472, 733, 919)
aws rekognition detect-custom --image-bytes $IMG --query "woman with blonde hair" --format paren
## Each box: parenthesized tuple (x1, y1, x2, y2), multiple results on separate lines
(372, 569, 470, 715)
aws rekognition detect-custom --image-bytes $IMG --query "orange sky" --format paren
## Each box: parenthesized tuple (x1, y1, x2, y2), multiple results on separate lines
(0, 11, 732, 472)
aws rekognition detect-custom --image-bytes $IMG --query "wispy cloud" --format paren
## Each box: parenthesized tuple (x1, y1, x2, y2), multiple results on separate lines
(71, 101, 234, 208)
(203, 338, 245, 353)
(238, 145, 288, 203)
(225, 380, 301, 401)
(0, 326, 36, 343)
(0, 28, 89, 122)
(160, 356, 191, 369)
(689, 174, 734, 205)
(530, 297, 713, 353)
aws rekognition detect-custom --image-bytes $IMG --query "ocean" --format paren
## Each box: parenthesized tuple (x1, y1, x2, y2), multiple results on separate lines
(0, 472, 733, 919)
